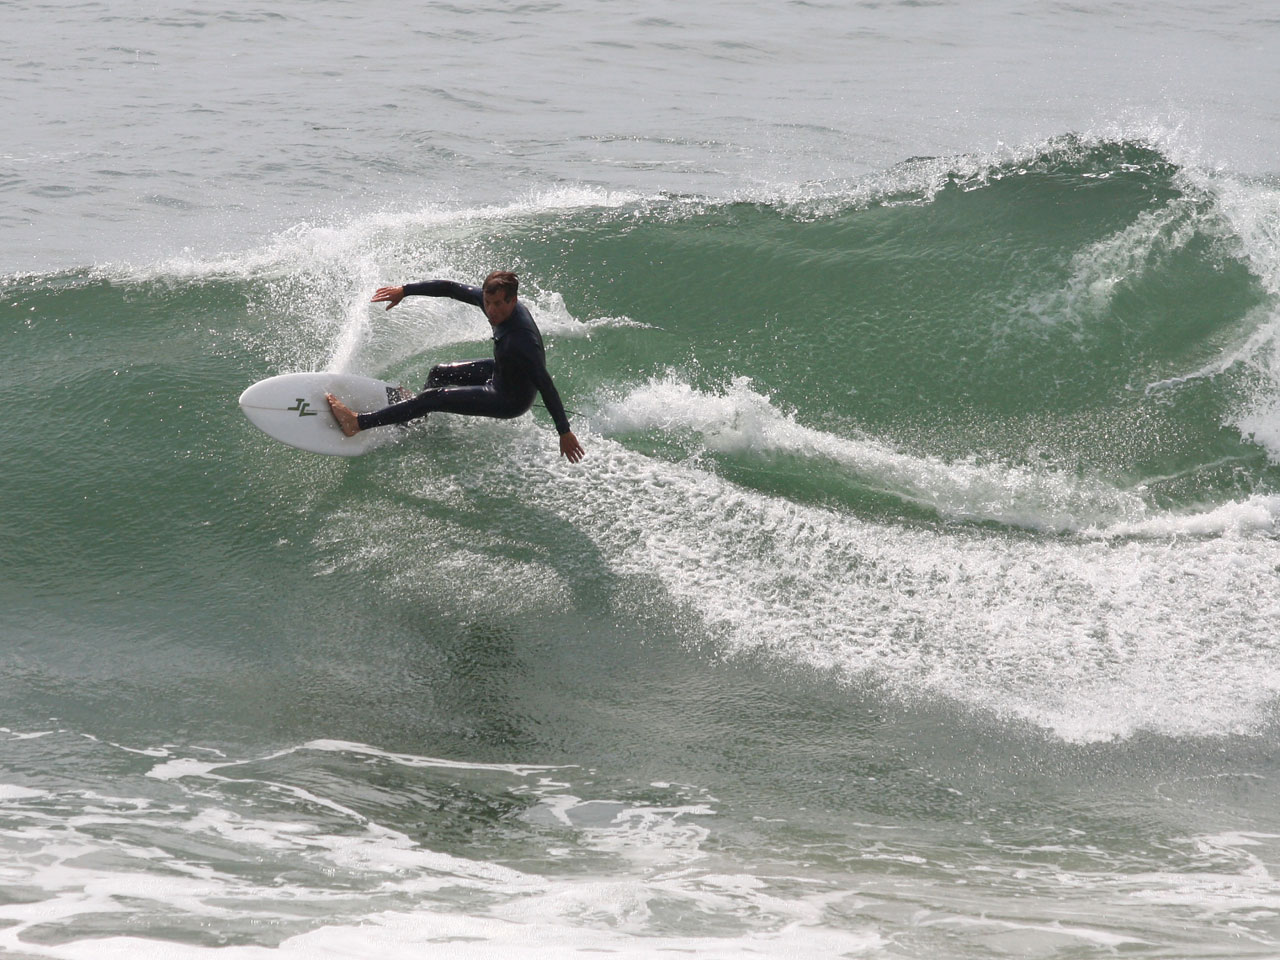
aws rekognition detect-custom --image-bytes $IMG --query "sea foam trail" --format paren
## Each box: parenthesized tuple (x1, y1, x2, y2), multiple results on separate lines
(592, 374, 1280, 538)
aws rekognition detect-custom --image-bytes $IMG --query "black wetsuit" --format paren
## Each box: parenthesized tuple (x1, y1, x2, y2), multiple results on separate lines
(355, 280, 572, 435)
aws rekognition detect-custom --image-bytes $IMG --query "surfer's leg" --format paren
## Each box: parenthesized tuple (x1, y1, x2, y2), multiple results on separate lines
(355, 389, 449, 429)
(355, 382, 535, 430)
(339, 362, 496, 433)
(425, 359, 494, 389)
(439, 383, 535, 420)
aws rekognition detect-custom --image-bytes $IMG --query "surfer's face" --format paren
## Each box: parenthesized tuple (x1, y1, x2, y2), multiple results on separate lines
(483, 289, 517, 325)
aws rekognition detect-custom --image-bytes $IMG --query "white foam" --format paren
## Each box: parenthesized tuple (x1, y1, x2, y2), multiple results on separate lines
(359, 415, 1280, 744)
(523, 795, 716, 875)
(146, 757, 225, 781)
(0, 734, 889, 960)
(1148, 162, 1280, 460)
(1230, 320, 1280, 464)
(730, 123, 1200, 220)
(0, 785, 48, 801)
(919, 913, 1154, 949)
(1183, 169, 1280, 299)
(0, 918, 883, 960)
(95, 184, 655, 380)
(141, 740, 574, 889)
(4, 728, 1276, 957)
(298, 739, 565, 777)
(1239, 397, 1280, 463)
(130, 185, 644, 285)
(279, 910, 884, 960)
(1095, 833, 1280, 918)
(591, 373, 1276, 537)
(1024, 196, 1204, 331)
(1144, 304, 1280, 396)
(1098, 493, 1280, 538)
(0, 727, 55, 740)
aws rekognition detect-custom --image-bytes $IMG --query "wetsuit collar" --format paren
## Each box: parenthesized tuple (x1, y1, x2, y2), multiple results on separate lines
(491, 302, 529, 341)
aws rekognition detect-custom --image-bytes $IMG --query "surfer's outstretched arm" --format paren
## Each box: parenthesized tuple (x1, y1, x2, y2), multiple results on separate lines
(372, 281, 483, 311)
(371, 286, 406, 311)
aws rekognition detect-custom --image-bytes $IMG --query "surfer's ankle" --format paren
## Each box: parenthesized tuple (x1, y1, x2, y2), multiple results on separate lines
(325, 393, 362, 436)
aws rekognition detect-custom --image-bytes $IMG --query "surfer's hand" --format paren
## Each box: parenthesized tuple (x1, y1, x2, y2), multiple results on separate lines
(559, 431, 585, 464)
(371, 286, 406, 311)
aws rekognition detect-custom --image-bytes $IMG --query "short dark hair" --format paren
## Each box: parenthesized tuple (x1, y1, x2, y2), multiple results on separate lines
(483, 271, 518, 300)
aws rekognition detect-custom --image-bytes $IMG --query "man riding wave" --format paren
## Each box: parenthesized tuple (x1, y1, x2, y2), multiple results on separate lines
(326, 271, 585, 463)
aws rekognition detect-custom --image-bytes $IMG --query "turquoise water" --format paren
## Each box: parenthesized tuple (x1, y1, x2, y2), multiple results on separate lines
(5, 3, 1280, 957)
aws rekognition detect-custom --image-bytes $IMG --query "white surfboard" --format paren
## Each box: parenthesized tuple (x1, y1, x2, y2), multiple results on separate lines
(238, 372, 410, 456)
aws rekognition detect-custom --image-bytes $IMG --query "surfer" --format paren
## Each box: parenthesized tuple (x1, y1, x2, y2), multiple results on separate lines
(325, 271, 585, 463)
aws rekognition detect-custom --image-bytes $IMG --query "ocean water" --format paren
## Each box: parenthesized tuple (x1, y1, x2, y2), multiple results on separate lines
(4, 1, 1280, 957)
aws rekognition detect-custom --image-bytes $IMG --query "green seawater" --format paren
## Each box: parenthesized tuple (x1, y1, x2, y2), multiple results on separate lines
(5, 138, 1280, 957)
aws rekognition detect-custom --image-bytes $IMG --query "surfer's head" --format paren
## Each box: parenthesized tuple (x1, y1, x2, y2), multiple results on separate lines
(482, 271, 519, 325)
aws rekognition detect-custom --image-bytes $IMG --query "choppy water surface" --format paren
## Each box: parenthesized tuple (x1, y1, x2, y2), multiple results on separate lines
(4, 2, 1280, 956)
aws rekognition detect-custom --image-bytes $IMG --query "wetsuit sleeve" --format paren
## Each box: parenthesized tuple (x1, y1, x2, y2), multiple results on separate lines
(401, 280, 483, 307)
(518, 340, 572, 435)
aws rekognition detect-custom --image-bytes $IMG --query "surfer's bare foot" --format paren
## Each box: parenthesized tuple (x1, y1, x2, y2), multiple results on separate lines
(325, 393, 361, 436)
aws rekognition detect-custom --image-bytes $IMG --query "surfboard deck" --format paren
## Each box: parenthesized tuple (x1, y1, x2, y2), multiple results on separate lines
(239, 372, 409, 456)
